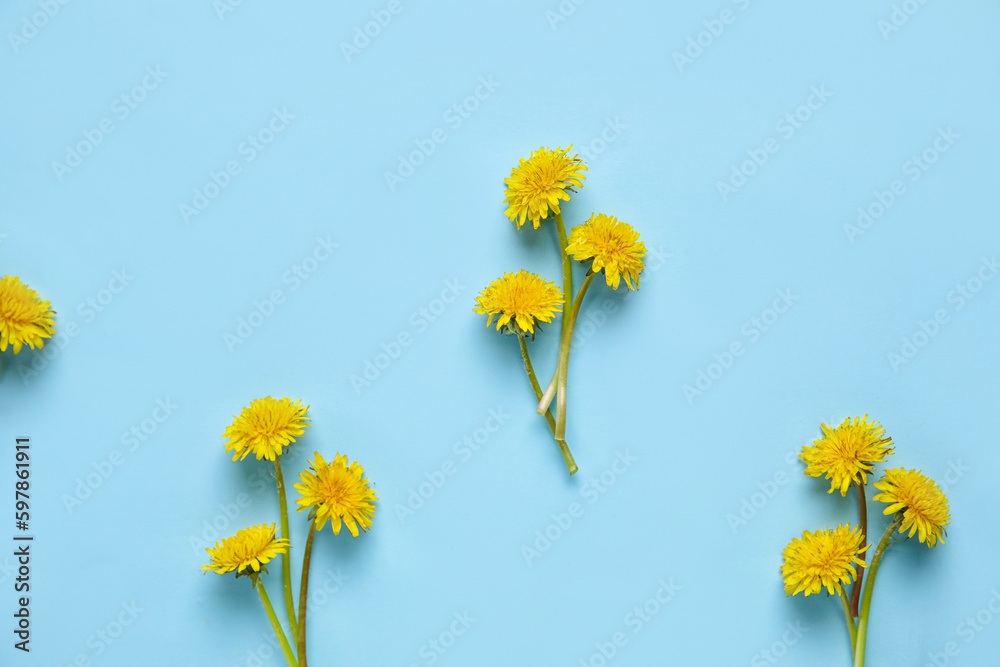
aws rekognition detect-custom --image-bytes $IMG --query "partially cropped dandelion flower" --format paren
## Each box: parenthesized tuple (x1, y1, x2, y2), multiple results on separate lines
(781, 524, 868, 597)
(0, 276, 56, 354)
(503, 146, 587, 229)
(565, 214, 646, 290)
(874, 468, 950, 548)
(223, 397, 310, 462)
(474, 270, 563, 337)
(800, 415, 894, 496)
(201, 523, 290, 575)
(295, 452, 377, 537)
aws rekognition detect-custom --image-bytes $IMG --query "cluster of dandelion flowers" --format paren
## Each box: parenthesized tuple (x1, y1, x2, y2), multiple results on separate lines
(223, 396, 311, 462)
(565, 213, 646, 291)
(800, 415, 894, 496)
(874, 468, 950, 547)
(295, 452, 378, 536)
(781, 524, 868, 597)
(202, 523, 290, 576)
(503, 145, 587, 229)
(474, 270, 563, 337)
(0, 275, 56, 354)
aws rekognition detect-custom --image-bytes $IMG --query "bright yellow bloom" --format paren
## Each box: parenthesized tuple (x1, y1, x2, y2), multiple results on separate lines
(295, 452, 377, 537)
(781, 524, 868, 597)
(201, 523, 290, 575)
(565, 214, 646, 290)
(0, 276, 55, 354)
(474, 270, 563, 336)
(503, 146, 587, 229)
(223, 397, 310, 462)
(874, 468, 950, 548)
(800, 415, 894, 496)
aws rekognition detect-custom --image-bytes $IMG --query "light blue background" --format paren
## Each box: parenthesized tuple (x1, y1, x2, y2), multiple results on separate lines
(1, 1, 998, 665)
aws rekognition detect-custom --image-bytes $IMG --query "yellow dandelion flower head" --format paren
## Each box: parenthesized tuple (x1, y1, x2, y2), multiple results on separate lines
(473, 270, 563, 337)
(201, 523, 290, 576)
(295, 452, 377, 537)
(503, 145, 587, 229)
(781, 524, 868, 597)
(873, 468, 950, 548)
(222, 397, 310, 462)
(800, 415, 894, 496)
(0, 275, 56, 355)
(565, 214, 646, 291)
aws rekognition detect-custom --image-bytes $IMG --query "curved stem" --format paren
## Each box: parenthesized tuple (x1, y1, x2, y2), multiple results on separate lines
(519, 336, 577, 475)
(537, 273, 596, 440)
(554, 211, 573, 338)
(254, 575, 300, 667)
(854, 514, 903, 667)
(838, 583, 858, 652)
(850, 481, 868, 617)
(297, 521, 317, 667)
(273, 459, 298, 644)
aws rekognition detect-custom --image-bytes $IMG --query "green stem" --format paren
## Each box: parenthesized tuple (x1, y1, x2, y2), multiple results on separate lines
(838, 583, 858, 652)
(253, 575, 300, 667)
(297, 521, 317, 667)
(273, 459, 298, 644)
(854, 514, 904, 667)
(850, 481, 868, 618)
(554, 211, 573, 338)
(537, 273, 596, 440)
(519, 336, 577, 475)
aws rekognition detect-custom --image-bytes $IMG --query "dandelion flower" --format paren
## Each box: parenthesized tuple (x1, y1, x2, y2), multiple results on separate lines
(800, 415, 894, 496)
(295, 452, 377, 536)
(0, 276, 55, 354)
(565, 214, 646, 290)
(223, 397, 310, 462)
(202, 523, 290, 575)
(474, 270, 563, 337)
(873, 468, 950, 547)
(503, 146, 587, 229)
(781, 524, 868, 597)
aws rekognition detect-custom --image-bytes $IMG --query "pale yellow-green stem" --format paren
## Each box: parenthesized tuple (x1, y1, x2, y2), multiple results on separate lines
(273, 459, 298, 643)
(252, 574, 299, 667)
(519, 336, 577, 475)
